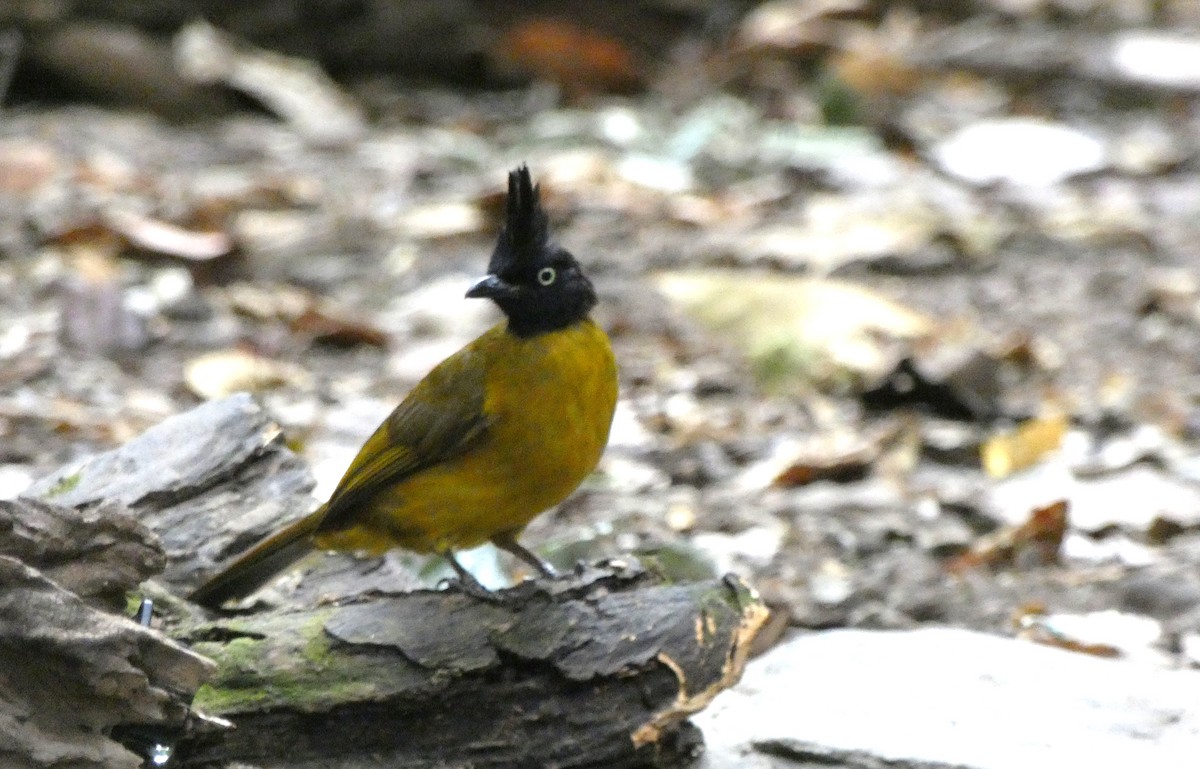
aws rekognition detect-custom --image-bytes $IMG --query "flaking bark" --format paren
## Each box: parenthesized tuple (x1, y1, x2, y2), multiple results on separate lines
(10, 395, 766, 768)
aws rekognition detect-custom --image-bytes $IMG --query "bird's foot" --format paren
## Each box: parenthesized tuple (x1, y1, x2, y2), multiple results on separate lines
(440, 551, 515, 604)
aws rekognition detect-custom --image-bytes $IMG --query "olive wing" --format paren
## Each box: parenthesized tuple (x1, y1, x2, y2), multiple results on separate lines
(317, 346, 492, 532)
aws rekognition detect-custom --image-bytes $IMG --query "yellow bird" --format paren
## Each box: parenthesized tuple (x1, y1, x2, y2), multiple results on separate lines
(190, 166, 618, 607)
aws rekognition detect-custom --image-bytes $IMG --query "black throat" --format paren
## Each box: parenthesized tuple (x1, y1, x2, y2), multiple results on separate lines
(499, 292, 595, 338)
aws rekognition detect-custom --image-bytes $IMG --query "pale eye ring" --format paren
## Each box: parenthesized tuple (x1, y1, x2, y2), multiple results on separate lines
(537, 267, 557, 286)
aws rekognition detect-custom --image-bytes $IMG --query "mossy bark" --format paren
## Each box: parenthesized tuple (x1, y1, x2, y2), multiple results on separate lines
(14, 395, 768, 768)
(173, 567, 767, 769)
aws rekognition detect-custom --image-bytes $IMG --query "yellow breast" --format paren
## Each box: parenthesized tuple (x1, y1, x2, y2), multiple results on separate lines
(481, 318, 618, 508)
(319, 319, 617, 555)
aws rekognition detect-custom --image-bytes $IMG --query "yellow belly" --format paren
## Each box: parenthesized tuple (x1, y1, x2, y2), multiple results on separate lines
(314, 319, 617, 555)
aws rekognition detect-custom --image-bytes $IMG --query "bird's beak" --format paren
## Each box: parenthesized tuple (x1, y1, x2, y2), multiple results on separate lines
(466, 274, 520, 300)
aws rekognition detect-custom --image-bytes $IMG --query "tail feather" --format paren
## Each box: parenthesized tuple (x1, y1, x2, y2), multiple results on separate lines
(189, 505, 325, 608)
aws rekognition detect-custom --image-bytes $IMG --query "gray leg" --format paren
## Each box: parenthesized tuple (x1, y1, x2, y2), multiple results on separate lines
(442, 550, 494, 598)
(492, 531, 557, 579)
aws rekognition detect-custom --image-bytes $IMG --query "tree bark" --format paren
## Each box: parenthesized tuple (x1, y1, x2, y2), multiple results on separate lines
(0, 499, 215, 769)
(10, 394, 768, 768)
(177, 567, 765, 768)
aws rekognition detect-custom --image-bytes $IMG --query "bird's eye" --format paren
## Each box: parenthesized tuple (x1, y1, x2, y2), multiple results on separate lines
(537, 267, 557, 286)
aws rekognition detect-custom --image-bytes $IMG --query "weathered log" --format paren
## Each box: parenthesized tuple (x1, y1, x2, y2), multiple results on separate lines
(19, 394, 767, 768)
(175, 566, 765, 768)
(0, 499, 215, 769)
(26, 393, 317, 593)
(0, 496, 163, 611)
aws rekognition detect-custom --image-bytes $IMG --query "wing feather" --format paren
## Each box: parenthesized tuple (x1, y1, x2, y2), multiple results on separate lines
(317, 343, 492, 531)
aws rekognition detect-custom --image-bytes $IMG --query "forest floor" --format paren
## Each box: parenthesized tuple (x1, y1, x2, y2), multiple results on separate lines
(3, 3, 1200, 767)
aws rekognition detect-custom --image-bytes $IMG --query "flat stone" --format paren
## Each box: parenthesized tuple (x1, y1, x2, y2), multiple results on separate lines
(24, 393, 315, 589)
(985, 460, 1200, 533)
(695, 627, 1200, 769)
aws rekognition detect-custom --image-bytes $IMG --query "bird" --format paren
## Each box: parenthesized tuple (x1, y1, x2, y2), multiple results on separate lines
(189, 165, 618, 607)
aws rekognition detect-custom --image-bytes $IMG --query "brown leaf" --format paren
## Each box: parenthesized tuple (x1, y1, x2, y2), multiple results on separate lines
(495, 19, 642, 97)
(772, 446, 873, 487)
(221, 282, 389, 349)
(1013, 605, 1134, 659)
(947, 499, 1069, 574)
(291, 306, 390, 349)
(737, 0, 867, 55)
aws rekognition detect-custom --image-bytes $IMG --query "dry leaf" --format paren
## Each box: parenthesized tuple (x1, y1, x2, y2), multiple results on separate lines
(495, 18, 642, 96)
(175, 20, 364, 147)
(981, 413, 1069, 479)
(291, 306, 390, 349)
(220, 282, 389, 349)
(738, 0, 866, 54)
(394, 202, 486, 240)
(771, 432, 881, 487)
(185, 349, 310, 399)
(655, 271, 932, 392)
(947, 499, 1069, 574)
(106, 209, 234, 261)
(1014, 606, 1165, 661)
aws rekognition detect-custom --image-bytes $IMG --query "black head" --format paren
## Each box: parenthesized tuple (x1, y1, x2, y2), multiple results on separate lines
(466, 165, 597, 338)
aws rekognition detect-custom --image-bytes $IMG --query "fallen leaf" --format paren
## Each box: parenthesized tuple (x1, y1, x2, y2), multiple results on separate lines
(291, 306, 390, 349)
(222, 281, 309, 321)
(495, 18, 642, 97)
(1015, 607, 1165, 662)
(827, 14, 923, 102)
(737, 0, 865, 54)
(184, 349, 310, 399)
(106, 209, 234, 261)
(174, 20, 364, 147)
(770, 424, 904, 487)
(654, 271, 932, 392)
(394, 201, 486, 240)
(981, 413, 1069, 478)
(947, 499, 1068, 574)
(220, 282, 390, 349)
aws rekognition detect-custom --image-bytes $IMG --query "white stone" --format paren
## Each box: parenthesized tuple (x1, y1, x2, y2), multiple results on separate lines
(695, 627, 1200, 769)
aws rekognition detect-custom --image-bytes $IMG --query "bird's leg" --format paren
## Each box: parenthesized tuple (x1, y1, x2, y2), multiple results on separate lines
(492, 531, 558, 579)
(442, 550, 495, 599)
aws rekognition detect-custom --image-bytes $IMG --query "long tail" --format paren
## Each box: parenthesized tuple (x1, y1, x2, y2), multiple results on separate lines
(189, 505, 325, 608)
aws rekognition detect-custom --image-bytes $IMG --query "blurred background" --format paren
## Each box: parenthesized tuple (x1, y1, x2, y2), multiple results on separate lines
(4, 0, 1200, 679)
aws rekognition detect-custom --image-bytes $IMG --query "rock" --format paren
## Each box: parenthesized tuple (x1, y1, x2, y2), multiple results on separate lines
(932, 118, 1107, 188)
(694, 627, 1200, 769)
(985, 460, 1200, 534)
(0, 557, 216, 769)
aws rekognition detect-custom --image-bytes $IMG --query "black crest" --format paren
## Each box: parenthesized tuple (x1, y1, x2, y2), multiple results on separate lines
(488, 164, 549, 280)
